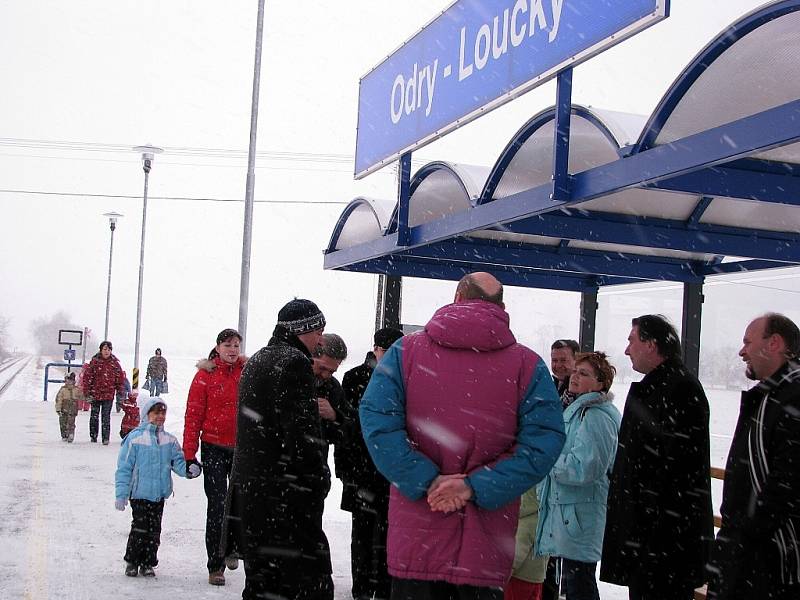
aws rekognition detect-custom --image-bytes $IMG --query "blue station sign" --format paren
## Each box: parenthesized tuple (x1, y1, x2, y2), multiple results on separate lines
(355, 0, 669, 178)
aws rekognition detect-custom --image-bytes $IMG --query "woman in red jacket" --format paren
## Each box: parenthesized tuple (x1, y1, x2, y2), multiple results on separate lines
(82, 340, 125, 445)
(183, 328, 245, 586)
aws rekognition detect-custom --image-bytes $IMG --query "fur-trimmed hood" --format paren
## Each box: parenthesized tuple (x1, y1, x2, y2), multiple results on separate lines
(195, 355, 247, 372)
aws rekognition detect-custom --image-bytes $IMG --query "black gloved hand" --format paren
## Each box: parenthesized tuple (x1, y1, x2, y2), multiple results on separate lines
(186, 458, 202, 479)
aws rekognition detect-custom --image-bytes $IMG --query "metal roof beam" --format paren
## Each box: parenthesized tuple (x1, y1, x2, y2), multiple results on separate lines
(499, 212, 800, 263)
(648, 165, 800, 206)
(704, 259, 800, 276)
(569, 99, 800, 203)
(410, 240, 704, 283)
(336, 257, 604, 292)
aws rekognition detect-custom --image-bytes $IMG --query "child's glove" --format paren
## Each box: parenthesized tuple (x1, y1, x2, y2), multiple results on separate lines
(186, 459, 202, 479)
(115, 498, 127, 511)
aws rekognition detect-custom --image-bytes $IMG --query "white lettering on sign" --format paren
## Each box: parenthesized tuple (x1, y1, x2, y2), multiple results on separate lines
(390, 60, 439, 125)
(389, 0, 565, 126)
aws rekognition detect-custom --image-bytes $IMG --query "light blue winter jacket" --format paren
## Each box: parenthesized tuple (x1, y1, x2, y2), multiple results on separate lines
(115, 397, 187, 502)
(535, 391, 621, 562)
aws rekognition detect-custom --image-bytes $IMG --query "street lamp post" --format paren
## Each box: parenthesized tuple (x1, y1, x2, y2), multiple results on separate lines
(102, 211, 123, 341)
(131, 144, 163, 389)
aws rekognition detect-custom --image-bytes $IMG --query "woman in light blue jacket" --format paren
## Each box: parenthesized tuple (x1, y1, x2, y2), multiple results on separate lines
(535, 352, 621, 600)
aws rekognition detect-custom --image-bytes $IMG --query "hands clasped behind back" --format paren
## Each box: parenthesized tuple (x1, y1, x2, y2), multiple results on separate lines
(427, 473, 472, 513)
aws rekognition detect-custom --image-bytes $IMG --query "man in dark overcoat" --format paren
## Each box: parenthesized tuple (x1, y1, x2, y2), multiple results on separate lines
(707, 313, 800, 600)
(600, 314, 713, 600)
(336, 327, 404, 600)
(226, 298, 333, 600)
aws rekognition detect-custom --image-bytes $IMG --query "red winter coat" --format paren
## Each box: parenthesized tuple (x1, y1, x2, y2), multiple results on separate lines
(81, 353, 125, 401)
(183, 356, 245, 461)
(120, 395, 140, 436)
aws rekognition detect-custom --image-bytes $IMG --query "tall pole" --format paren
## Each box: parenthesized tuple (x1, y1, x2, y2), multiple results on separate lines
(133, 166, 150, 390)
(238, 0, 266, 353)
(131, 145, 162, 389)
(103, 212, 122, 340)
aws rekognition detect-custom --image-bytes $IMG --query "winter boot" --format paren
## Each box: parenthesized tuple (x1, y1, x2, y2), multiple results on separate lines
(208, 570, 226, 586)
(102, 439, 110, 446)
(140, 565, 155, 577)
(67, 434, 74, 443)
(224, 556, 239, 571)
(125, 563, 138, 577)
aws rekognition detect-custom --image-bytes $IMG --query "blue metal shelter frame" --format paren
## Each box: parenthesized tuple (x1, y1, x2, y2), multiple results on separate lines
(324, 1, 800, 373)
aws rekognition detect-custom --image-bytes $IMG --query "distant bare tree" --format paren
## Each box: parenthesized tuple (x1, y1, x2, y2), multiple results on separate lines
(0, 315, 10, 359)
(30, 312, 82, 358)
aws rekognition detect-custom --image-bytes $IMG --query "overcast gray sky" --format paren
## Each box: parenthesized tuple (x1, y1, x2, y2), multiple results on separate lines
(1, 0, 795, 370)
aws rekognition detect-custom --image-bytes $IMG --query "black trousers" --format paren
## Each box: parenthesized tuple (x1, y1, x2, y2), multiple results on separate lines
(561, 559, 599, 600)
(628, 580, 694, 600)
(542, 557, 560, 600)
(351, 504, 391, 599)
(89, 399, 112, 442)
(391, 578, 503, 600)
(124, 499, 164, 568)
(242, 558, 334, 600)
(201, 441, 234, 573)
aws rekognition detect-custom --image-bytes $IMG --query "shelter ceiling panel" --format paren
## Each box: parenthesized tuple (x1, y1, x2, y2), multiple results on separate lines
(574, 187, 698, 220)
(699, 196, 800, 233)
(492, 116, 619, 200)
(654, 10, 800, 147)
(332, 198, 389, 250)
(407, 166, 475, 227)
(753, 140, 800, 164)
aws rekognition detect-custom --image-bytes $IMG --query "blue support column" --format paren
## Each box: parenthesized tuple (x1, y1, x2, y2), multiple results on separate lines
(396, 152, 412, 246)
(552, 68, 573, 201)
(681, 281, 704, 377)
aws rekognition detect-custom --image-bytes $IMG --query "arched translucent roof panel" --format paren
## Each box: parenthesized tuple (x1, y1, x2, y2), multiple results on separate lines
(640, 2, 800, 162)
(480, 105, 621, 202)
(327, 197, 393, 252)
(479, 105, 700, 233)
(387, 161, 490, 232)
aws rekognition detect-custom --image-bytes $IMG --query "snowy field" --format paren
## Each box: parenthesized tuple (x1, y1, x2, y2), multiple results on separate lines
(1, 355, 743, 599)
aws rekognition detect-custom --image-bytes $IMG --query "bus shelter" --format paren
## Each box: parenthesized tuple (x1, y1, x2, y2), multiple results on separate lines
(324, 0, 800, 375)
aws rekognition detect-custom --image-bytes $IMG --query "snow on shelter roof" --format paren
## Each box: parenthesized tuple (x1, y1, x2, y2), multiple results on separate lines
(325, 0, 800, 291)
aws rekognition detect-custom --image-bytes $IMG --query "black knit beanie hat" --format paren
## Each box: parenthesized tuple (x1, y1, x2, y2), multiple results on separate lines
(374, 327, 404, 350)
(277, 299, 326, 335)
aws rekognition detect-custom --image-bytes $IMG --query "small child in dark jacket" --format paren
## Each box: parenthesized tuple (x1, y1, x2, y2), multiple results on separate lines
(55, 372, 84, 442)
(119, 390, 140, 439)
(115, 397, 201, 577)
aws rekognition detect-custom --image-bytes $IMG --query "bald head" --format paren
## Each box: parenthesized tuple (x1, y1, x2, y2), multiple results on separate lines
(455, 272, 504, 307)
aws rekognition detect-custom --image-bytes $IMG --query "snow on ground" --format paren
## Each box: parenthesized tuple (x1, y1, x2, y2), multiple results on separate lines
(1, 355, 745, 599)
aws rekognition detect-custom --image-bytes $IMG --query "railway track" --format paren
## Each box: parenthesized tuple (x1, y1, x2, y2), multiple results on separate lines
(0, 355, 33, 397)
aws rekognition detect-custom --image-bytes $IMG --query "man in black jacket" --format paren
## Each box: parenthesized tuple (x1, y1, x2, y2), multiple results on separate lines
(337, 327, 404, 600)
(707, 313, 800, 600)
(600, 314, 713, 600)
(313, 333, 349, 463)
(227, 299, 333, 600)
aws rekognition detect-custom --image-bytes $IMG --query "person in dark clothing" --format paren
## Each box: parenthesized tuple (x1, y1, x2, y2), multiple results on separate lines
(599, 315, 713, 600)
(225, 299, 333, 600)
(550, 339, 579, 398)
(338, 327, 404, 600)
(707, 313, 800, 600)
(312, 333, 349, 463)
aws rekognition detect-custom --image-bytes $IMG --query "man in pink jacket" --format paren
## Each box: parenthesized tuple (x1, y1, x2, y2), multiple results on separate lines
(360, 272, 565, 600)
